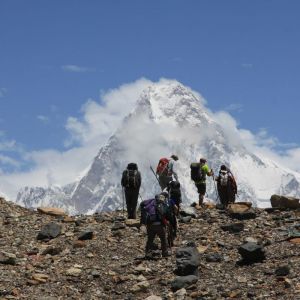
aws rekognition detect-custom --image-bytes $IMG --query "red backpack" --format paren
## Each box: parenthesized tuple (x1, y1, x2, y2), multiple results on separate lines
(156, 158, 170, 175)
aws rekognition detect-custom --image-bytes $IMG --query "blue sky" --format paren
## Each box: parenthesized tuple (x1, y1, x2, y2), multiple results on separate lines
(1, 0, 300, 197)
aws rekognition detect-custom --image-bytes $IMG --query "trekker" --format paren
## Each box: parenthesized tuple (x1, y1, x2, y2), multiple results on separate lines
(156, 155, 179, 190)
(190, 158, 213, 205)
(121, 163, 141, 219)
(140, 194, 171, 258)
(162, 189, 179, 247)
(215, 165, 237, 208)
(166, 180, 182, 210)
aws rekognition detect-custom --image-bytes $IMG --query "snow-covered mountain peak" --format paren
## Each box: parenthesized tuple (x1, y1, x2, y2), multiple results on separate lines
(135, 80, 213, 127)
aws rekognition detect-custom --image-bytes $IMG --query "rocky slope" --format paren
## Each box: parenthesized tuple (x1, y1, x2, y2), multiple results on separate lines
(16, 80, 300, 214)
(1, 196, 300, 299)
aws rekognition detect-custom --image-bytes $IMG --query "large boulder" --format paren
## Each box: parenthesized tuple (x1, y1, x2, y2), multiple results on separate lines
(238, 242, 265, 264)
(37, 222, 62, 240)
(228, 203, 256, 220)
(227, 202, 252, 214)
(175, 245, 200, 276)
(37, 207, 66, 217)
(270, 195, 300, 209)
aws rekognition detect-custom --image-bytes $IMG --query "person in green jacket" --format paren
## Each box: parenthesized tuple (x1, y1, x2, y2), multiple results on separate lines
(194, 158, 214, 205)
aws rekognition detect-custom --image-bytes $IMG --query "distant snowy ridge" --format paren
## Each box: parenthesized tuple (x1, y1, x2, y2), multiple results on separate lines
(16, 79, 300, 214)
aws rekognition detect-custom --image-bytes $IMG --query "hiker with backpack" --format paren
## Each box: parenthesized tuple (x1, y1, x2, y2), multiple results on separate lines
(140, 193, 171, 258)
(162, 187, 180, 247)
(215, 165, 237, 208)
(121, 163, 141, 219)
(165, 180, 182, 211)
(190, 158, 214, 206)
(156, 155, 179, 190)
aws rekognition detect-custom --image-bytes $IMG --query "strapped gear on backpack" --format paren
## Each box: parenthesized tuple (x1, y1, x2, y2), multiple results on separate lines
(190, 163, 206, 182)
(156, 158, 170, 176)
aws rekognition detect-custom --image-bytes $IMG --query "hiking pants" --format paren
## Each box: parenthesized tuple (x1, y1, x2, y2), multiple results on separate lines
(195, 183, 206, 205)
(146, 223, 168, 256)
(218, 186, 235, 207)
(124, 188, 139, 219)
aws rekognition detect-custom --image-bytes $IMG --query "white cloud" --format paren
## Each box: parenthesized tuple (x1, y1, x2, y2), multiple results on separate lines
(37, 115, 50, 124)
(213, 110, 300, 172)
(61, 65, 95, 73)
(65, 77, 153, 146)
(224, 103, 243, 112)
(0, 88, 7, 98)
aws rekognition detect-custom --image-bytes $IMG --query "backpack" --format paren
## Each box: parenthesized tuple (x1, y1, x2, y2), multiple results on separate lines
(190, 163, 205, 182)
(156, 158, 170, 176)
(219, 171, 229, 187)
(140, 198, 167, 225)
(122, 163, 139, 188)
(168, 181, 182, 205)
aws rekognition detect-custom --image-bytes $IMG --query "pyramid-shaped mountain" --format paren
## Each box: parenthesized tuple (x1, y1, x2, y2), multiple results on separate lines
(16, 80, 300, 214)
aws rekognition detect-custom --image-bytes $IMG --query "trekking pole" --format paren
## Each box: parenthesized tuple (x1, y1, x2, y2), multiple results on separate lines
(150, 166, 161, 187)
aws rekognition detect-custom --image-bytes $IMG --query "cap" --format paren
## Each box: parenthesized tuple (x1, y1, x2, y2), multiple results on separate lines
(199, 158, 207, 163)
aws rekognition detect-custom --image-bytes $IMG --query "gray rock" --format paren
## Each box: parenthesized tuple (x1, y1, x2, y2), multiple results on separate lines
(229, 209, 257, 220)
(36, 222, 61, 240)
(205, 253, 223, 263)
(221, 222, 244, 233)
(171, 275, 198, 291)
(111, 222, 126, 231)
(78, 230, 94, 240)
(238, 242, 265, 264)
(275, 265, 290, 277)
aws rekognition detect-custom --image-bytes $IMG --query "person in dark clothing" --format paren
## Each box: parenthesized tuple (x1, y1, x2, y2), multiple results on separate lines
(140, 194, 170, 258)
(164, 191, 179, 247)
(121, 163, 141, 219)
(167, 180, 182, 210)
(215, 165, 237, 208)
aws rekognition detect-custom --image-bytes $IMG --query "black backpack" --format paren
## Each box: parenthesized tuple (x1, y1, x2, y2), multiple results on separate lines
(122, 163, 139, 188)
(168, 181, 182, 205)
(190, 163, 205, 182)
